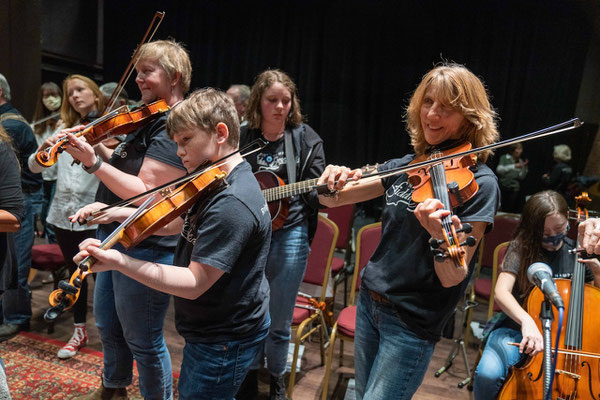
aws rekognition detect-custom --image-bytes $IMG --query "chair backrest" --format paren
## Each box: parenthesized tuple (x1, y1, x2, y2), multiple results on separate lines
(486, 241, 510, 320)
(349, 222, 382, 304)
(322, 205, 355, 251)
(478, 213, 520, 270)
(303, 214, 339, 301)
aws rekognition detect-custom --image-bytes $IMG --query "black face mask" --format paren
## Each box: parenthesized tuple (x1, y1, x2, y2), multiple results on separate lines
(542, 226, 569, 247)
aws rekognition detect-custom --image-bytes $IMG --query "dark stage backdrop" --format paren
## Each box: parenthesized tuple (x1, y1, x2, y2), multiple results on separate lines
(104, 0, 596, 197)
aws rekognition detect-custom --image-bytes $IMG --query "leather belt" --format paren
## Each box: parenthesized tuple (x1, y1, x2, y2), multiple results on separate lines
(369, 290, 392, 306)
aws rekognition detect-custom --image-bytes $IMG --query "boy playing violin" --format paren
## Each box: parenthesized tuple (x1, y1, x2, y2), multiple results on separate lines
(74, 88, 272, 400)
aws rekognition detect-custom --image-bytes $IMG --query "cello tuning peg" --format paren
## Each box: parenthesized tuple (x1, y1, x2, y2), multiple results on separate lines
(429, 237, 444, 249)
(457, 223, 472, 234)
(460, 236, 477, 248)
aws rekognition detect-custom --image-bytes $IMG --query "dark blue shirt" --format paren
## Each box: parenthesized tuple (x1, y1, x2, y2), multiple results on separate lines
(0, 103, 43, 188)
(173, 161, 271, 342)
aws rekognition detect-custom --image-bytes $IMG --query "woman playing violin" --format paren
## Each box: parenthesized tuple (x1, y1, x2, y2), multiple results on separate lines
(27, 75, 104, 360)
(75, 89, 271, 400)
(66, 40, 190, 400)
(318, 63, 500, 399)
(473, 190, 600, 399)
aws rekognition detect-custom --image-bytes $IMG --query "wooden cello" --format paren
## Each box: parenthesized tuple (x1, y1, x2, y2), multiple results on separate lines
(498, 193, 600, 399)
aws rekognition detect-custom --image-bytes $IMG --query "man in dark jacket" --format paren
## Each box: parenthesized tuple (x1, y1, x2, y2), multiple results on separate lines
(0, 73, 43, 340)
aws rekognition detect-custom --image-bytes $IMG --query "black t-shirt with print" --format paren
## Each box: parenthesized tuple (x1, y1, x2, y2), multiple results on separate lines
(173, 161, 271, 343)
(96, 115, 185, 249)
(362, 154, 500, 341)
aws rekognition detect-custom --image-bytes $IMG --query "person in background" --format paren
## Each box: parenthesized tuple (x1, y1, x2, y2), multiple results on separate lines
(237, 70, 326, 400)
(227, 84, 251, 126)
(0, 124, 24, 400)
(497, 143, 528, 213)
(28, 74, 104, 360)
(99, 82, 129, 149)
(31, 82, 62, 244)
(0, 72, 43, 341)
(317, 63, 500, 399)
(542, 144, 573, 202)
(65, 39, 190, 400)
(472, 191, 600, 398)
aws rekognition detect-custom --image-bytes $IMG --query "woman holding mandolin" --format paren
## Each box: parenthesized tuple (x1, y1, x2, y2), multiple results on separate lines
(472, 190, 600, 399)
(237, 69, 325, 399)
(65, 40, 191, 400)
(318, 63, 500, 399)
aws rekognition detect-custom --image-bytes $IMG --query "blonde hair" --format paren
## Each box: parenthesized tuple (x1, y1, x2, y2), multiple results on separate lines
(245, 69, 303, 130)
(405, 63, 499, 162)
(553, 144, 571, 162)
(135, 40, 192, 95)
(166, 88, 240, 148)
(61, 75, 105, 128)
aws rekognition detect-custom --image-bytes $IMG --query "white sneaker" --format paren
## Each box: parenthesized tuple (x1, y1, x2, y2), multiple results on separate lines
(57, 325, 88, 359)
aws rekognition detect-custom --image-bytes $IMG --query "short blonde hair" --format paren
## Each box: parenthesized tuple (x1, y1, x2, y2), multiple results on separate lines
(553, 144, 571, 162)
(167, 88, 240, 148)
(135, 40, 192, 95)
(61, 75, 105, 128)
(405, 63, 499, 162)
(245, 69, 303, 130)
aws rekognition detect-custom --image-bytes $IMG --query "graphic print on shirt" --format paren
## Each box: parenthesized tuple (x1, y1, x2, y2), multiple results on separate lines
(180, 211, 197, 245)
(113, 141, 128, 159)
(256, 150, 287, 171)
(385, 180, 416, 211)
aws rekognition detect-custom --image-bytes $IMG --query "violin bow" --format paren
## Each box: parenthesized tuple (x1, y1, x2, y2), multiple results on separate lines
(105, 11, 165, 113)
(85, 138, 268, 223)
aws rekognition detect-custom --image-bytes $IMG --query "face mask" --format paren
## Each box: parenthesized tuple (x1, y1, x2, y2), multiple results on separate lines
(542, 231, 567, 247)
(43, 95, 61, 111)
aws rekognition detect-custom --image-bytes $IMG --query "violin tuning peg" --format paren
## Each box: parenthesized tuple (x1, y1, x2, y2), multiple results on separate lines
(429, 237, 444, 249)
(460, 236, 477, 248)
(431, 249, 447, 263)
(58, 280, 78, 295)
(458, 223, 472, 234)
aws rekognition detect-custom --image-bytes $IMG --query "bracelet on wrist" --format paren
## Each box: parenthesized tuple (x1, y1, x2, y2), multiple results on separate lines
(83, 156, 103, 174)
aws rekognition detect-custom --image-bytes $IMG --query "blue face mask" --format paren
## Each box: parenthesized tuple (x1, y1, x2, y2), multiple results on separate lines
(542, 230, 567, 247)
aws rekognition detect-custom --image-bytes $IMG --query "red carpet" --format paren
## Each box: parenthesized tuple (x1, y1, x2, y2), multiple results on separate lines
(1, 331, 178, 399)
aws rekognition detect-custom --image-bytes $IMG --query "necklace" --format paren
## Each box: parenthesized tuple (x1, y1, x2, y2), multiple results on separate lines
(261, 129, 285, 142)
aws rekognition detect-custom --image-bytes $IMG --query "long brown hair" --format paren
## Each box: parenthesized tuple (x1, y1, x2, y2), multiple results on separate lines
(60, 75, 105, 128)
(405, 63, 499, 162)
(512, 190, 568, 295)
(32, 82, 62, 136)
(245, 69, 303, 130)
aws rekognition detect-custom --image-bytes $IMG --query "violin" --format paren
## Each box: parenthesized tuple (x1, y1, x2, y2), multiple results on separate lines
(44, 166, 228, 321)
(498, 193, 600, 400)
(407, 141, 478, 268)
(35, 99, 169, 168)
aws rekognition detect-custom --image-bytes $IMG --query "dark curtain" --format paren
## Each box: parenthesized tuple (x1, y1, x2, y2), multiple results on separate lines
(104, 0, 595, 197)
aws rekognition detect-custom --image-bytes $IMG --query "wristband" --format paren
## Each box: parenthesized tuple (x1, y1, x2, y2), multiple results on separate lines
(83, 156, 103, 174)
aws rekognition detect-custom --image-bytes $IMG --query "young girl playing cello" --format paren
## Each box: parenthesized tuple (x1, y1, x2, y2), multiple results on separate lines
(473, 190, 600, 399)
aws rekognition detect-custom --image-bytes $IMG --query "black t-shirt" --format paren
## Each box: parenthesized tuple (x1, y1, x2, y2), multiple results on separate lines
(362, 155, 500, 341)
(173, 161, 271, 343)
(244, 132, 305, 227)
(502, 237, 593, 304)
(96, 115, 185, 249)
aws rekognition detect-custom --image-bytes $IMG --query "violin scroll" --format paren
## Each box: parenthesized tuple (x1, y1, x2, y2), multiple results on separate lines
(429, 223, 477, 264)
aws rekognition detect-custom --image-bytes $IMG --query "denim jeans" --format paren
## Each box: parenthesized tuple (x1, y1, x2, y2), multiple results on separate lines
(179, 323, 269, 400)
(254, 221, 309, 376)
(94, 230, 173, 400)
(354, 288, 436, 400)
(473, 326, 526, 400)
(2, 187, 43, 324)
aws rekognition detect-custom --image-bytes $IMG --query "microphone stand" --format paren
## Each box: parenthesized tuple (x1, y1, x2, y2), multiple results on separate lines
(540, 298, 554, 399)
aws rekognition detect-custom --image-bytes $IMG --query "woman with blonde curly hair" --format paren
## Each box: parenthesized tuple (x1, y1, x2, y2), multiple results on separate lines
(317, 63, 500, 399)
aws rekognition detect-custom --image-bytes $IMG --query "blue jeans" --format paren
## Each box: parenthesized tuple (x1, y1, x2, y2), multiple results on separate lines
(473, 326, 526, 400)
(94, 230, 173, 400)
(254, 221, 309, 376)
(2, 187, 43, 324)
(354, 288, 436, 400)
(179, 323, 269, 400)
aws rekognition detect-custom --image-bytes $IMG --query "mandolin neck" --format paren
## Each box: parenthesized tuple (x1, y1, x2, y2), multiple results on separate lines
(262, 178, 323, 202)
